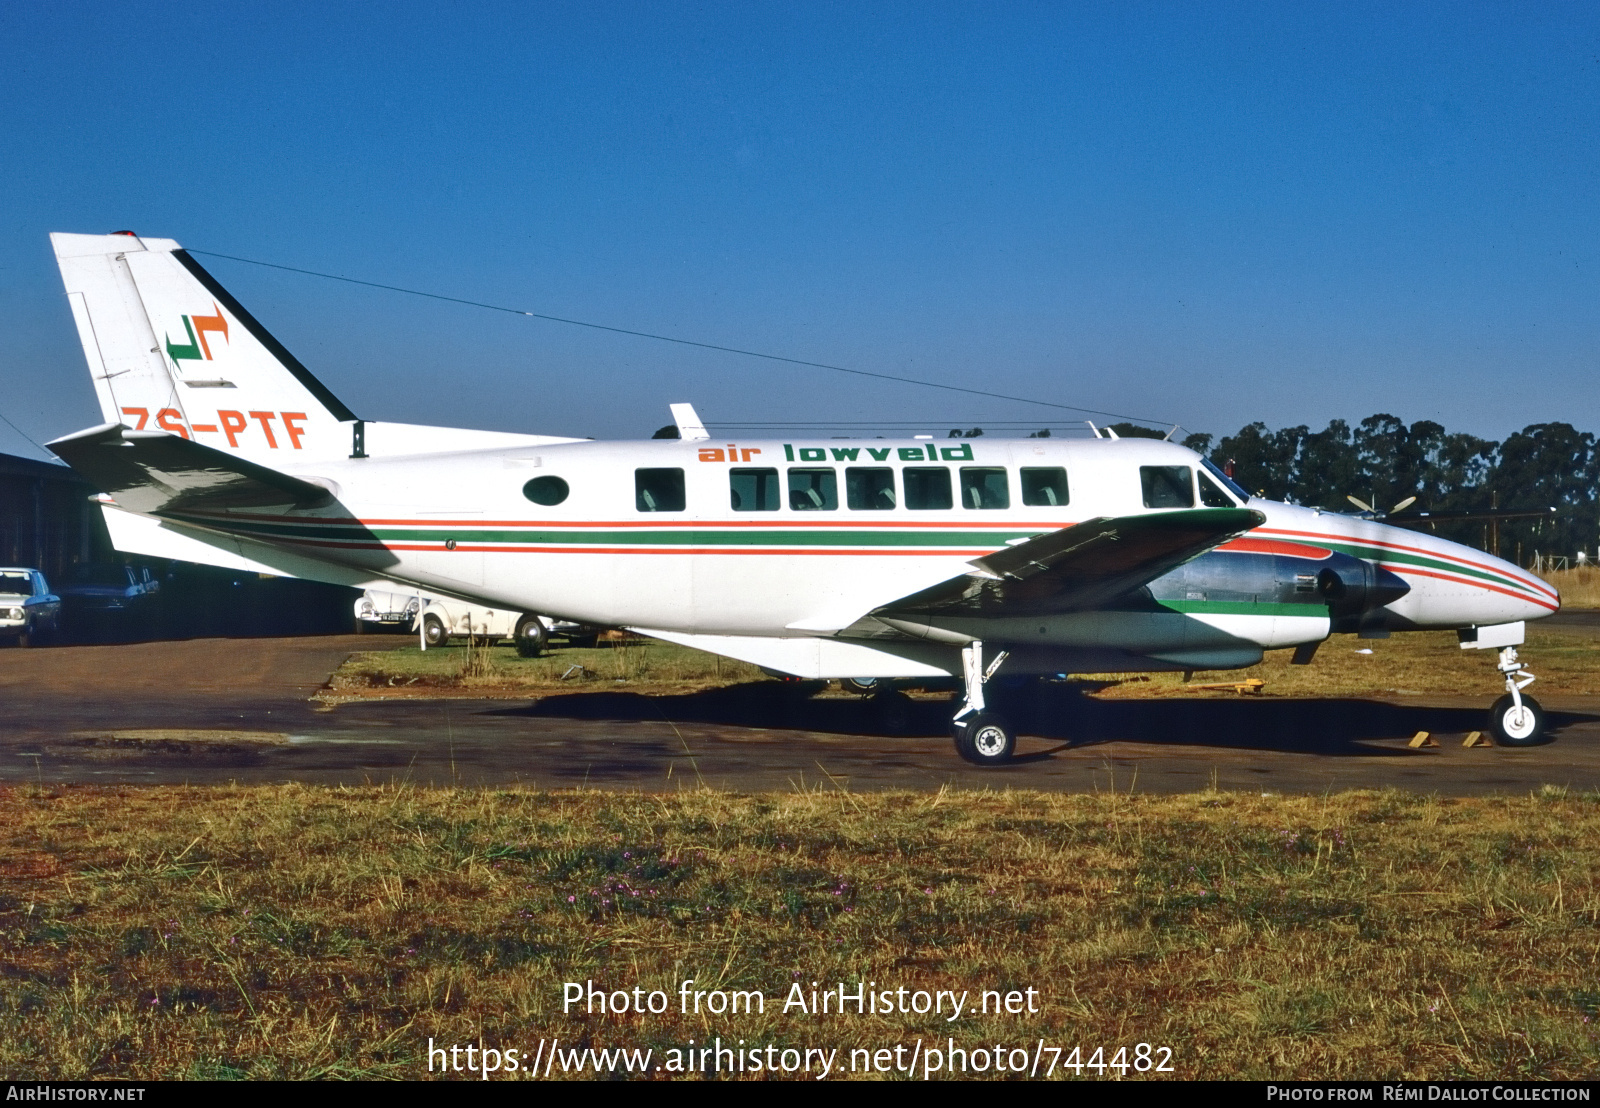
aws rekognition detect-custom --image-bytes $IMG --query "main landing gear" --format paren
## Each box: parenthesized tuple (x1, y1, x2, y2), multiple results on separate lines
(1487, 647, 1545, 747)
(951, 640, 1016, 766)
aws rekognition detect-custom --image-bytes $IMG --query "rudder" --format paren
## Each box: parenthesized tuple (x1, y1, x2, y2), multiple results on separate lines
(52, 232, 357, 462)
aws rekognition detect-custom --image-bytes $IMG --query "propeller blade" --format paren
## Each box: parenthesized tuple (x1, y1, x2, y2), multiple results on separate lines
(1391, 496, 1418, 514)
(1346, 495, 1374, 513)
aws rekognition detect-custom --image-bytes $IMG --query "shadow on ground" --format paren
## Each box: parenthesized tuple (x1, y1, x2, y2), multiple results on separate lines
(482, 681, 1593, 755)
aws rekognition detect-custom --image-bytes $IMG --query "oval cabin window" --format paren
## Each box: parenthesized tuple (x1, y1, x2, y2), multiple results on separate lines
(522, 476, 569, 506)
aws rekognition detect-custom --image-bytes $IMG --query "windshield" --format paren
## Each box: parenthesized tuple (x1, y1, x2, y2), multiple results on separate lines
(65, 565, 131, 588)
(1200, 457, 1251, 503)
(0, 572, 31, 595)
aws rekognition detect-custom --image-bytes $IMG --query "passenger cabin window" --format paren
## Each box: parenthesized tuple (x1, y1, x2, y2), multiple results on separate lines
(730, 468, 780, 511)
(1198, 471, 1236, 507)
(1020, 467, 1069, 507)
(635, 468, 686, 512)
(1140, 465, 1194, 508)
(522, 476, 569, 506)
(903, 467, 952, 510)
(846, 467, 896, 510)
(960, 467, 1009, 509)
(788, 468, 838, 511)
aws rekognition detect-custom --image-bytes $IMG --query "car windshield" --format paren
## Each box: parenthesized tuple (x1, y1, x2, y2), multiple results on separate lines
(0, 572, 31, 595)
(64, 565, 130, 587)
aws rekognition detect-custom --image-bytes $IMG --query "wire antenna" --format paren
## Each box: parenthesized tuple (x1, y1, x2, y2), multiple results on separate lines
(190, 248, 1172, 427)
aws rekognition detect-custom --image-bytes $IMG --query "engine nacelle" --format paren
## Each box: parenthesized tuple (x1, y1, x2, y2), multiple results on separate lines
(1317, 552, 1411, 632)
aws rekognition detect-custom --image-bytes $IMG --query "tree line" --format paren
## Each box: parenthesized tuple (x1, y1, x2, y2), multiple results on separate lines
(1101, 415, 1597, 563)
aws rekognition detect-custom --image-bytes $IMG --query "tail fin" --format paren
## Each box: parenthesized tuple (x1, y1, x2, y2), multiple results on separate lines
(52, 232, 357, 462)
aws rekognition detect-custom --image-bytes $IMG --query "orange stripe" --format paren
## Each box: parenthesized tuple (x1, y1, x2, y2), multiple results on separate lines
(1217, 537, 1332, 559)
(1383, 563, 1559, 611)
(176, 508, 1075, 530)
(1259, 526, 1557, 603)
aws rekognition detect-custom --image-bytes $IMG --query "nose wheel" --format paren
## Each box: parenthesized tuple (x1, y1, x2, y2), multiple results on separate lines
(1487, 647, 1546, 747)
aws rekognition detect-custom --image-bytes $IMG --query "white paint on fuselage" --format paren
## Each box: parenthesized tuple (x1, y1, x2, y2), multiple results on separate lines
(117, 433, 1558, 677)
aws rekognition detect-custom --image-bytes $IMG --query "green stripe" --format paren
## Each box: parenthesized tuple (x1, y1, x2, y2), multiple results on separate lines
(169, 515, 1036, 549)
(1317, 537, 1535, 596)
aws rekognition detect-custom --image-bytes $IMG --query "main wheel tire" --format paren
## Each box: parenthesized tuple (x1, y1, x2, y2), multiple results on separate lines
(421, 613, 448, 649)
(1489, 692, 1546, 746)
(872, 689, 913, 735)
(844, 677, 879, 695)
(513, 615, 549, 658)
(952, 710, 1016, 766)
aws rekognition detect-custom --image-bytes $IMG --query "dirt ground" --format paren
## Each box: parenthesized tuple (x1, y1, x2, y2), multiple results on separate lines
(1, 624, 1597, 795)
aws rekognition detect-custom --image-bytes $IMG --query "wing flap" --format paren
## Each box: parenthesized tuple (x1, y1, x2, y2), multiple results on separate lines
(876, 507, 1265, 620)
(48, 423, 333, 514)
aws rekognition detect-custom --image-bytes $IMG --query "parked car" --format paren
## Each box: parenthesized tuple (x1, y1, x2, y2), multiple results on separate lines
(353, 588, 601, 655)
(57, 563, 158, 622)
(0, 567, 61, 647)
(353, 589, 424, 633)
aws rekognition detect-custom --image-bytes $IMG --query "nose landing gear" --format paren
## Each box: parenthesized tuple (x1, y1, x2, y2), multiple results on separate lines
(1488, 647, 1545, 746)
(951, 640, 1016, 766)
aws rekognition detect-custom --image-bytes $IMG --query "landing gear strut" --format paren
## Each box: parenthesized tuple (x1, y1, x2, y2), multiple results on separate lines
(1488, 647, 1545, 746)
(951, 640, 1015, 766)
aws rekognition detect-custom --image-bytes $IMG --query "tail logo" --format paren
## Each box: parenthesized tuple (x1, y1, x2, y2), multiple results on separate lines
(165, 303, 230, 365)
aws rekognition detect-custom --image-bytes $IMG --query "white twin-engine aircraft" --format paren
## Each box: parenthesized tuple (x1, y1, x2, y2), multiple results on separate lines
(45, 231, 1559, 764)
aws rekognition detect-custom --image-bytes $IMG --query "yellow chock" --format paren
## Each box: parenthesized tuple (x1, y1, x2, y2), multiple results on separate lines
(1462, 730, 1493, 748)
(1407, 731, 1438, 748)
(1188, 678, 1266, 696)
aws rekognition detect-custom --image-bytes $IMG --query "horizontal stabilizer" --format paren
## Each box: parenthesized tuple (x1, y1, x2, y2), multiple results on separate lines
(48, 423, 334, 515)
(878, 507, 1265, 619)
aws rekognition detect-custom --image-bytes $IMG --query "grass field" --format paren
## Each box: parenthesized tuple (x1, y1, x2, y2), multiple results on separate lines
(1541, 567, 1600, 610)
(330, 621, 1600, 701)
(4, 784, 1598, 1080)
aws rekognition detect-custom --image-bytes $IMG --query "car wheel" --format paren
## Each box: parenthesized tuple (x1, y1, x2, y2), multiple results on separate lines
(1489, 693, 1546, 747)
(421, 614, 448, 648)
(872, 689, 913, 735)
(952, 711, 1016, 766)
(514, 615, 548, 658)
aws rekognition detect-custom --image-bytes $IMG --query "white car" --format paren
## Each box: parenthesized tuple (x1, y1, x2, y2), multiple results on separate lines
(0, 568, 62, 647)
(355, 588, 596, 656)
(353, 589, 424, 632)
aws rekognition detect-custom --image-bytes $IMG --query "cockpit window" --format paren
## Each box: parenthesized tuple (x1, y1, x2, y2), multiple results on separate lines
(1140, 466, 1194, 509)
(1198, 471, 1236, 508)
(1200, 457, 1251, 502)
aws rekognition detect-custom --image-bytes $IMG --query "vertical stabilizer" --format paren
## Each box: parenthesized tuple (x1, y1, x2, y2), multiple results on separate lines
(52, 232, 357, 463)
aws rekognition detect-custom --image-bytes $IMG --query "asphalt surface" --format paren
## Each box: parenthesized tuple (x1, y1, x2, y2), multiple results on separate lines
(2, 620, 1597, 795)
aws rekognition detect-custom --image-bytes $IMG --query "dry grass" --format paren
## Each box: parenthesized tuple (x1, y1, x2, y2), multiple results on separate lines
(4, 784, 1600, 1080)
(331, 624, 1600, 703)
(1540, 567, 1600, 609)
(1095, 624, 1600, 699)
(329, 638, 768, 698)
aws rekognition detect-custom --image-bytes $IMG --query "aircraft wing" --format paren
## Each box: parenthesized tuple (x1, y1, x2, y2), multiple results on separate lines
(874, 507, 1266, 620)
(47, 423, 333, 515)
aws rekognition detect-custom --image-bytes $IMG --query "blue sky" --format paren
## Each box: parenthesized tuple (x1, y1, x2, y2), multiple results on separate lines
(1, 2, 1595, 458)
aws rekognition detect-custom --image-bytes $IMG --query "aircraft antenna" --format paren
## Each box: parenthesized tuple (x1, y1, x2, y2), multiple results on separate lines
(190, 249, 1174, 429)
